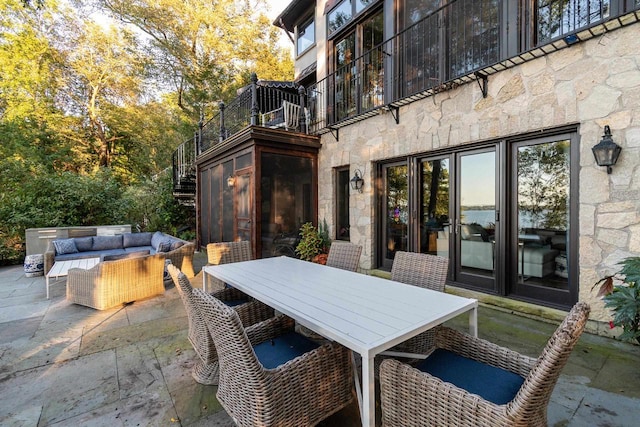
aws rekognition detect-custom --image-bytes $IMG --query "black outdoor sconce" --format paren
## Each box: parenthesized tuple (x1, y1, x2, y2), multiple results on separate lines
(350, 169, 364, 193)
(592, 125, 622, 174)
(226, 175, 236, 188)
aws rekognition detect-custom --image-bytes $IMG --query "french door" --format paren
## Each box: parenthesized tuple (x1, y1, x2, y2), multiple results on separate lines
(380, 131, 577, 308)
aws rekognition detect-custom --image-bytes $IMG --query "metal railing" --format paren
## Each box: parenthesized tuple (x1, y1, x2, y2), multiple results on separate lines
(197, 73, 306, 154)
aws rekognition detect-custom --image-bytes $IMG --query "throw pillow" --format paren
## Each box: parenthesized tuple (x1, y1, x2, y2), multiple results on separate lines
(156, 240, 173, 253)
(151, 231, 165, 249)
(170, 240, 185, 251)
(53, 238, 79, 255)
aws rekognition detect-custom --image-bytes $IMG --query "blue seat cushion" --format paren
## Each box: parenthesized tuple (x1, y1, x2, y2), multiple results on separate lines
(416, 348, 524, 405)
(224, 299, 247, 307)
(253, 332, 320, 369)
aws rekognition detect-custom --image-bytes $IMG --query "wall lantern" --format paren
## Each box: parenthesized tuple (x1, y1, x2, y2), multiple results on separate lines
(592, 125, 621, 174)
(350, 169, 364, 193)
(227, 175, 236, 188)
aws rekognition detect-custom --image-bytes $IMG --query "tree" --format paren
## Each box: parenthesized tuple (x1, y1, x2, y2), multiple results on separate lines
(56, 19, 151, 169)
(94, 0, 293, 118)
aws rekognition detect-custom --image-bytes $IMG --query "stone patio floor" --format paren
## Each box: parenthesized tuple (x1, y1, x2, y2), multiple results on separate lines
(1, 251, 639, 426)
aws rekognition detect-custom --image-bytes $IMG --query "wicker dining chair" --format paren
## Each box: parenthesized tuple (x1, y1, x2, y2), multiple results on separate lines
(326, 241, 363, 272)
(380, 302, 590, 427)
(192, 288, 355, 427)
(389, 251, 449, 355)
(167, 265, 274, 385)
(206, 240, 253, 291)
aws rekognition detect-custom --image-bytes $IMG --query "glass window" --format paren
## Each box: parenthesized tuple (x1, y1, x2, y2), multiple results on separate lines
(448, 0, 501, 79)
(356, 0, 376, 13)
(328, 0, 353, 34)
(401, 0, 441, 29)
(297, 18, 315, 56)
(537, 0, 610, 44)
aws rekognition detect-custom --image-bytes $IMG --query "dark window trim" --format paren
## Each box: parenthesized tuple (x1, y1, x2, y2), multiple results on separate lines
(375, 124, 580, 309)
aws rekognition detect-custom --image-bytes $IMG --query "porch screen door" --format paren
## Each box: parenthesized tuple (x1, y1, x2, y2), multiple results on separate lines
(235, 173, 251, 242)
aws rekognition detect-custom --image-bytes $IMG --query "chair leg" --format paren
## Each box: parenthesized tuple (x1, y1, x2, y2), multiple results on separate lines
(192, 360, 219, 385)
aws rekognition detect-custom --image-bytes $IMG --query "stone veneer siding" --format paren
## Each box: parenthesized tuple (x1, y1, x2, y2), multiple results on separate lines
(317, 23, 640, 328)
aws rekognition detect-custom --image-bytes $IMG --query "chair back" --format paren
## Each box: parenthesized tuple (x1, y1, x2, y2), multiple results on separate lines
(326, 242, 362, 271)
(168, 264, 216, 364)
(282, 100, 301, 130)
(509, 302, 590, 422)
(206, 241, 253, 289)
(391, 251, 449, 291)
(191, 288, 265, 404)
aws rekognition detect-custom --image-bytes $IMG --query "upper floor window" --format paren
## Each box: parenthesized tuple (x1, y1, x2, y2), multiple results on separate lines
(297, 17, 315, 56)
(327, 0, 379, 35)
(537, 0, 611, 44)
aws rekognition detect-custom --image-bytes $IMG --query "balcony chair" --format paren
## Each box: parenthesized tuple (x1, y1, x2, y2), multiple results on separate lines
(192, 288, 355, 427)
(205, 240, 253, 292)
(388, 251, 449, 355)
(326, 241, 362, 272)
(168, 265, 273, 385)
(380, 302, 590, 427)
(261, 100, 301, 131)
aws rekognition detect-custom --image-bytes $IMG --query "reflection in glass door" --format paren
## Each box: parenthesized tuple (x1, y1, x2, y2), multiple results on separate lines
(383, 164, 408, 267)
(511, 138, 571, 303)
(420, 158, 450, 257)
(456, 150, 497, 291)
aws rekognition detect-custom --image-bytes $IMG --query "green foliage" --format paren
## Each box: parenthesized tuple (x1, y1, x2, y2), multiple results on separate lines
(595, 257, 640, 345)
(123, 171, 194, 234)
(295, 222, 331, 261)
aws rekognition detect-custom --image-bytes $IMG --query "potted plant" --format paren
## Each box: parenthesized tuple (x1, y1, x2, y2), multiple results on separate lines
(295, 221, 331, 264)
(593, 257, 640, 345)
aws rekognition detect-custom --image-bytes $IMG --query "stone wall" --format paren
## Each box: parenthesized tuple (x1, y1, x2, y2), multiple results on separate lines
(317, 23, 640, 326)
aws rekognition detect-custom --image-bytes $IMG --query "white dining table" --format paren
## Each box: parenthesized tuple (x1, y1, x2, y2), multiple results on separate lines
(202, 256, 478, 427)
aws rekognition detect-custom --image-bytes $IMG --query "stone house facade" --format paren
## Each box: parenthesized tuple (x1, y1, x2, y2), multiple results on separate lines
(272, 0, 640, 330)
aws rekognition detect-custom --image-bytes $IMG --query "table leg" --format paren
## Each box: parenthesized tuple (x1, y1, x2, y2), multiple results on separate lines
(469, 306, 478, 338)
(46, 275, 49, 299)
(362, 355, 375, 427)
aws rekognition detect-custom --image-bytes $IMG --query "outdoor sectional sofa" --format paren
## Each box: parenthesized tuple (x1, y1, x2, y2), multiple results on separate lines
(44, 231, 195, 278)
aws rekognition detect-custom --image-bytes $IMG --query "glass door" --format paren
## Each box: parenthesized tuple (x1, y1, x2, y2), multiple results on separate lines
(419, 158, 450, 257)
(510, 137, 573, 306)
(382, 163, 409, 268)
(455, 149, 497, 291)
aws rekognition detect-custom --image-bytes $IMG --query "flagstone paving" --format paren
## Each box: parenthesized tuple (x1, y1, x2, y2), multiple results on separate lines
(1, 252, 639, 426)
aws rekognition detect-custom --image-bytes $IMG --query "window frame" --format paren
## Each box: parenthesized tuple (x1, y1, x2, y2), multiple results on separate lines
(296, 16, 316, 57)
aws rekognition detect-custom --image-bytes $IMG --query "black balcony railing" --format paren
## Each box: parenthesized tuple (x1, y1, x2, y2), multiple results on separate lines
(197, 73, 306, 154)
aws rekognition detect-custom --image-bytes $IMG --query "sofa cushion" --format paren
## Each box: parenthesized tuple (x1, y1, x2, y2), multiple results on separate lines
(124, 245, 154, 254)
(74, 237, 94, 252)
(151, 231, 165, 250)
(156, 240, 173, 253)
(55, 250, 123, 261)
(53, 239, 79, 255)
(101, 250, 150, 262)
(122, 232, 153, 248)
(253, 331, 319, 369)
(92, 235, 124, 251)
